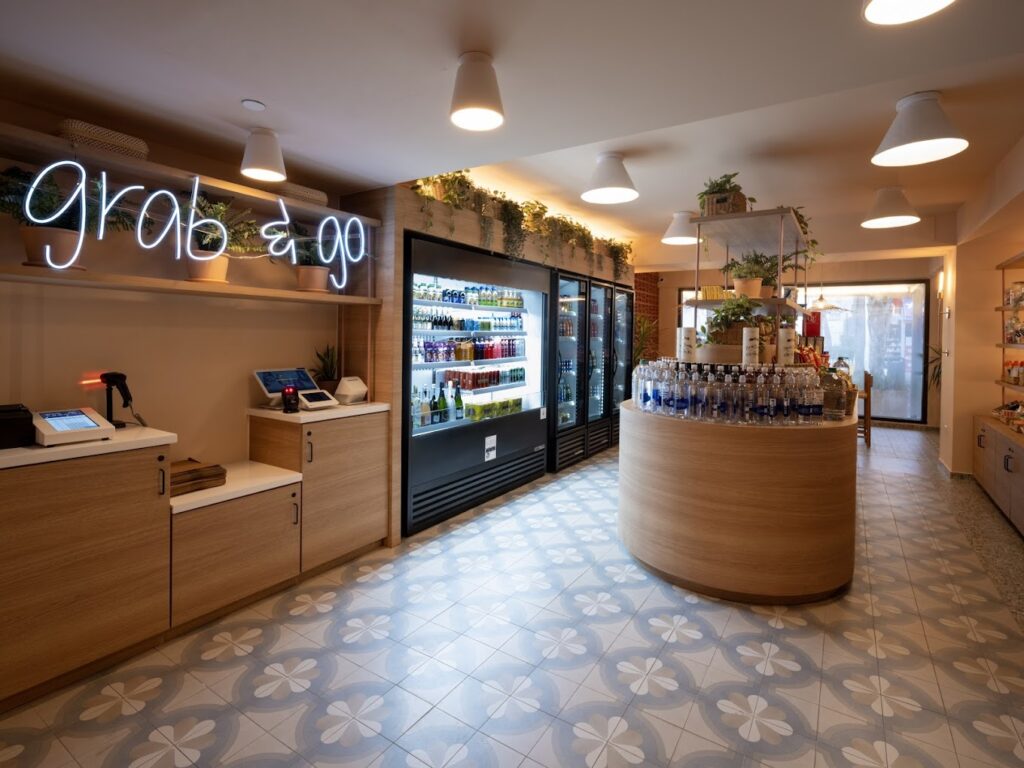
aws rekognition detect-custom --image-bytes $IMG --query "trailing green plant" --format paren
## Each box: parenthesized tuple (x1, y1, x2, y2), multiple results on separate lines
(606, 240, 632, 280)
(789, 205, 820, 260)
(521, 200, 548, 233)
(311, 344, 339, 382)
(633, 315, 657, 366)
(721, 250, 806, 287)
(0, 165, 139, 234)
(183, 193, 261, 254)
(491, 190, 526, 260)
(699, 296, 762, 344)
(697, 172, 755, 214)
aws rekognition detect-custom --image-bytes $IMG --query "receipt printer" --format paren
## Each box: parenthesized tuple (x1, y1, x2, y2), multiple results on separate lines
(0, 404, 34, 449)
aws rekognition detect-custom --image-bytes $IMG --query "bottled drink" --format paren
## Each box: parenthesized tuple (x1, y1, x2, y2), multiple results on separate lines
(706, 368, 720, 422)
(769, 372, 784, 425)
(677, 370, 690, 419)
(429, 387, 439, 425)
(411, 389, 420, 431)
(689, 367, 703, 420)
(784, 369, 798, 425)
(810, 375, 825, 424)
(437, 384, 448, 423)
(454, 383, 464, 419)
(663, 369, 677, 416)
(821, 369, 847, 421)
(754, 370, 769, 424)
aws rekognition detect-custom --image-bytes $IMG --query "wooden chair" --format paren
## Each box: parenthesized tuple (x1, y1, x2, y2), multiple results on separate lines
(858, 371, 873, 447)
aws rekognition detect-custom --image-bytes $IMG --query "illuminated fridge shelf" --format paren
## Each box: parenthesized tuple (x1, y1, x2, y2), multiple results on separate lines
(462, 381, 524, 395)
(412, 329, 526, 337)
(411, 355, 528, 370)
(413, 298, 525, 314)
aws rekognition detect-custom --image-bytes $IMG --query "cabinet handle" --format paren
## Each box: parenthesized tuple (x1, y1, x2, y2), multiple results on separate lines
(307, 441, 314, 463)
(292, 502, 300, 525)
(158, 468, 166, 496)
(978, 434, 986, 448)
(1005, 455, 1013, 473)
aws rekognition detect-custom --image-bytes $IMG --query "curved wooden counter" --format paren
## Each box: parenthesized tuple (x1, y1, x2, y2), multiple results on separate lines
(618, 400, 856, 604)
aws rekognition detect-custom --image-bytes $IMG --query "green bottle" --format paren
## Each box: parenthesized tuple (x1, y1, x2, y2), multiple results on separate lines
(437, 383, 448, 423)
(454, 382, 464, 420)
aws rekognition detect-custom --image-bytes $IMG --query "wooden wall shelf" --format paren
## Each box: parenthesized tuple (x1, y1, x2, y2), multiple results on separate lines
(0, 264, 382, 306)
(0, 121, 379, 227)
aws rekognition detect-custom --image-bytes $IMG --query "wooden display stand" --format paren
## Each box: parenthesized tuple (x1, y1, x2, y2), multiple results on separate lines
(618, 400, 857, 603)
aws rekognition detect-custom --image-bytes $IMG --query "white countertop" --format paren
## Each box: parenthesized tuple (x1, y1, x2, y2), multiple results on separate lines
(172, 460, 302, 514)
(0, 426, 177, 470)
(246, 401, 390, 423)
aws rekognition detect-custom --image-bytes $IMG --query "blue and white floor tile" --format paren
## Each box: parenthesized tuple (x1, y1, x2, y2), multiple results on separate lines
(3, 428, 1024, 767)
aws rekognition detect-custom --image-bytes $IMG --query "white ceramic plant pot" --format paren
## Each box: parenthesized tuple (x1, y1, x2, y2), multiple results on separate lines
(186, 252, 229, 283)
(732, 277, 762, 298)
(297, 265, 330, 292)
(20, 226, 84, 269)
(695, 344, 741, 365)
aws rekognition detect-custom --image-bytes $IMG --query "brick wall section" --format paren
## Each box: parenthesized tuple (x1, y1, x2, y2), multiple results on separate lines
(634, 272, 660, 361)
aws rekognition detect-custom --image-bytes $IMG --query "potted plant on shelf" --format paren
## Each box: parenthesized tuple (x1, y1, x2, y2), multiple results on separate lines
(696, 172, 756, 217)
(697, 296, 761, 363)
(721, 251, 773, 298)
(0, 166, 138, 269)
(182, 194, 261, 283)
(311, 344, 339, 393)
(292, 222, 330, 292)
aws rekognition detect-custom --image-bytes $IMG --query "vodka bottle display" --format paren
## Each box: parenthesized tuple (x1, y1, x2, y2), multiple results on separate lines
(630, 359, 846, 427)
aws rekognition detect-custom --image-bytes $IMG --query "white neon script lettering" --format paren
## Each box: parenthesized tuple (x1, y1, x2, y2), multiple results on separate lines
(97, 172, 144, 241)
(329, 216, 366, 291)
(23, 160, 87, 269)
(185, 177, 227, 261)
(261, 199, 297, 265)
(137, 189, 181, 259)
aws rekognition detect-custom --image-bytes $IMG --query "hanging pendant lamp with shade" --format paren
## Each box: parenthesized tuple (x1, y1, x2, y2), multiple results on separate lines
(861, 187, 921, 229)
(450, 52, 505, 132)
(661, 211, 701, 245)
(581, 152, 639, 204)
(862, 0, 957, 25)
(872, 91, 968, 167)
(241, 128, 287, 182)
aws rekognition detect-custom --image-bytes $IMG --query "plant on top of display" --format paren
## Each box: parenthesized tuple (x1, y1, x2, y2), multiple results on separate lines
(699, 295, 762, 345)
(182, 193, 261, 255)
(696, 172, 756, 216)
(606, 240, 633, 280)
(0, 165, 138, 234)
(721, 251, 774, 281)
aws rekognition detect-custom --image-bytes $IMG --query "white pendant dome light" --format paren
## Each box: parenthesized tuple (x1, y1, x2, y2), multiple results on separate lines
(861, 187, 921, 229)
(581, 152, 639, 205)
(241, 128, 286, 182)
(450, 52, 504, 131)
(872, 91, 968, 167)
(661, 211, 701, 245)
(863, 0, 957, 25)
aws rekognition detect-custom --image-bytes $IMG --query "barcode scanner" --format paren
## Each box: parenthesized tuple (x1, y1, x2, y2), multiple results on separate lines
(99, 371, 147, 428)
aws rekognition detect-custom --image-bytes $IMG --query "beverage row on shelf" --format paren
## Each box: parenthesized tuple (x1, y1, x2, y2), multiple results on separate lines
(556, 318, 576, 336)
(436, 367, 526, 390)
(1005, 282, 1024, 308)
(557, 319, 604, 338)
(411, 382, 525, 431)
(413, 283, 525, 308)
(1005, 317, 1024, 344)
(1003, 362, 1024, 385)
(633, 361, 855, 425)
(412, 337, 526, 364)
(412, 308, 525, 331)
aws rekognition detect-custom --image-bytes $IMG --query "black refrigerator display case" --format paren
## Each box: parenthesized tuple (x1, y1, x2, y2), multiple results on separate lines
(549, 271, 633, 471)
(403, 235, 550, 536)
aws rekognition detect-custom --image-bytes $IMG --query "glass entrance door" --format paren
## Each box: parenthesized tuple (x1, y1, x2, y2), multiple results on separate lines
(612, 289, 633, 411)
(588, 283, 612, 422)
(556, 277, 587, 431)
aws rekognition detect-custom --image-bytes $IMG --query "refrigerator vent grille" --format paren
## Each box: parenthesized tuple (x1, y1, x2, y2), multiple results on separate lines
(611, 412, 620, 445)
(587, 420, 612, 456)
(408, 450, 546, 534)
(555, 428, 587, 472)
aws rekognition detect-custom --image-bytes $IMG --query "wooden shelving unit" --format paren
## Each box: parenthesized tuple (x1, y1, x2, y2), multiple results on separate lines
(0, 264, 382, 306)
(996, 380, 1024, 395)
(995, 252, 1024, 401)
(683, 296, 812, 316)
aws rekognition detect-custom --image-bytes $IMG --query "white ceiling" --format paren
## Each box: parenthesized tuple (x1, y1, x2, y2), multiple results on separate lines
(1, 0, 1023, 268)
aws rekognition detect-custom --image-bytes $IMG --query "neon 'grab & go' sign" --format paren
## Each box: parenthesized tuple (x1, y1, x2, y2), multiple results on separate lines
(22, 160, 367, 290)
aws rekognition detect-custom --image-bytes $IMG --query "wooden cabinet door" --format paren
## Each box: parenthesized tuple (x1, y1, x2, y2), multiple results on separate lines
(973, 418, 993, 496)
(0, 447, 169, 701)
(992, 434, 1013, 515)
(303, 413, 388, 570)
(172, 484, 301, 626)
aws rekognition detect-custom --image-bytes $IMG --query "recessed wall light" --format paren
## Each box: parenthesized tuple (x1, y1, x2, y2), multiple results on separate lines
(863, 0, 957, 25)
(861, 187, 921, 229)
(872, 91, 968, 167)
(241, 99, 267, 112)
(450, 52, 504, 131)
(241, 128, 286, 182)
(581, 152, 639, 205)
(661, 211, 701, 245)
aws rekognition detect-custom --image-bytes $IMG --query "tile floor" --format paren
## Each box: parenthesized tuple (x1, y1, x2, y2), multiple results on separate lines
(2, 427, 1024, 768)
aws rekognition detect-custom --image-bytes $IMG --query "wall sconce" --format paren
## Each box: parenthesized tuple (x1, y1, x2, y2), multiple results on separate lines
(936, 270, 944, 300)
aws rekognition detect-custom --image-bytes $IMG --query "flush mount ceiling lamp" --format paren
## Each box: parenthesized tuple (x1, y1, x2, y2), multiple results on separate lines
(872, 91, 968, 167)
(450, 52, 504, 131)
(581, 152, 639, 205)
(861, 186, 921, 229)
(241, 128, 286, 182)
(661, 211, 701, 245)
(863, 0, 957, 25)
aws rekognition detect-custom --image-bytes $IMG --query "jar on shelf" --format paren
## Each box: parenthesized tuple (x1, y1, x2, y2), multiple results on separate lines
(820, 369, 848, 421)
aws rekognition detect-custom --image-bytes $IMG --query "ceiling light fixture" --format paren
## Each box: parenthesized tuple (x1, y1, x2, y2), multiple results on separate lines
(661, 211, 701, 245)
(862, 0, 957, 25)
(241, 128, 286, 182)
(872, 91, 968, 167)
(240, 98, 267, 112)
(581, 152, 639, 205)
(450, 52, 504, 131)
(861, 187, 921, 229)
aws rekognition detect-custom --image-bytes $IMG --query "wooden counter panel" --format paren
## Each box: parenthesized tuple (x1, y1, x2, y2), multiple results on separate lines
(618, 402, 856, 603)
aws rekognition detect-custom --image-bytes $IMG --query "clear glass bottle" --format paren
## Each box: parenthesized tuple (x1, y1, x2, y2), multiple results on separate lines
(821, 369, 847, 421)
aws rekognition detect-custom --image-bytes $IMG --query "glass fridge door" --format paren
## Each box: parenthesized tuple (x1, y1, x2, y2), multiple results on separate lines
(409, 274, 543, 436)
(588, 283, 612, 422)
(612, 289, 633, 411)
(556, 277, 587, 431)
